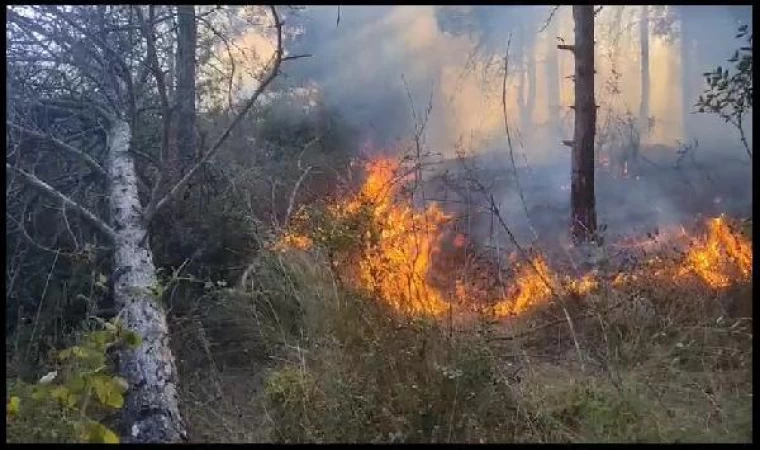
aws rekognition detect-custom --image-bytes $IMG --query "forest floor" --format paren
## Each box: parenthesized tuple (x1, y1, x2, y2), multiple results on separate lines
(170, 144, 752, 443)
(171, 217, 753, 443)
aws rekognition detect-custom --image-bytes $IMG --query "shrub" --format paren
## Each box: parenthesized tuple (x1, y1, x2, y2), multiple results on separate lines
(6, 318, 141, 443)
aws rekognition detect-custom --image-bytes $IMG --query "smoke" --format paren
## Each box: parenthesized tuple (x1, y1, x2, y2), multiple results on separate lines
(284, 6, 534, 157)
(262, 6, 752, 242)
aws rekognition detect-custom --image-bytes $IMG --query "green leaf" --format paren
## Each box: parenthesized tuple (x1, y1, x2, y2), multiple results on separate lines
(104, 390, 124, 409)
(66, 392, 79, 408)
(112, 376, 129, 392)
(31, 387, 47, 401)
(88, 330, 111, 349)
(7, 396, 20, 416)
(91, 376, 111, 405)
(58, 348, 74, 361)
(79, 421, 120, 444)
(50, 386, 70, 405)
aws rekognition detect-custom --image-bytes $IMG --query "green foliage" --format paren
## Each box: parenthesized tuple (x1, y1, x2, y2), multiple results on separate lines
(696, 24, 752, 155)
(291, 199, 380, 257)
(6, 318, 141, 443)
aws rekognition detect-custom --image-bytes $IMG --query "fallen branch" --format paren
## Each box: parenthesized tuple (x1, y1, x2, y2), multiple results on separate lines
(7, 122, 106, 176)
(487, 313, 594, 341)
(5, 163, 115, 241)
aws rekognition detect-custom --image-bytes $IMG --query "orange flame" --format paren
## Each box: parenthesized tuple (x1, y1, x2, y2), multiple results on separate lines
(678, 215, 752, 288)
(280, 157, 451, 316)
(280, 159, 750, 319)
(493, 256, 555, 316)
(351, 158, 450, 315)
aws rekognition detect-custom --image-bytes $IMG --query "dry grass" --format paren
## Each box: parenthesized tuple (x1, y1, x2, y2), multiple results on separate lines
(170, 224, 752, 443)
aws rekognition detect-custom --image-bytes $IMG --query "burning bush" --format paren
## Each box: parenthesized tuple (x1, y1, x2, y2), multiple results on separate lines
(678, 215, 752, 288)
(281, 157, 451, 316)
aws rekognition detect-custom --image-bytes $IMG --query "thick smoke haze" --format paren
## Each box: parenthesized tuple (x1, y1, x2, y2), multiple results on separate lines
(230, 6, 753, 243)
(285, 6, 751, 154)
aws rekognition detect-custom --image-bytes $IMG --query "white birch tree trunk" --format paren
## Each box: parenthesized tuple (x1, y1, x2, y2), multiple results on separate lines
(107, 119, 186, 442)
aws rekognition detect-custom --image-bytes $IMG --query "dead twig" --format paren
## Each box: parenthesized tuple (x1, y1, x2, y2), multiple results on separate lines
(456, 156, 587, 371)
(501, 34, 538, 243)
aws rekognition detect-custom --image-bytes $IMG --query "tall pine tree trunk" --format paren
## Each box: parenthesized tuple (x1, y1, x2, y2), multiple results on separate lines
(680, 7, 694, 140)
(175, 5, 197, 176)
(638, 5, 650, 145)
(570, 5, 597, 243)
(546, 15, 562, 142)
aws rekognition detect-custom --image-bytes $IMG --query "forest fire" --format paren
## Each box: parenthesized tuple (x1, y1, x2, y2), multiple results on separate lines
(281, 157, 751, 320)
(349, 158, 451, 315)
(492, 256, 554, 316)
(677, 215, 752, 288)
(280, 157, 451, 316)
(596, 216, 752, 294)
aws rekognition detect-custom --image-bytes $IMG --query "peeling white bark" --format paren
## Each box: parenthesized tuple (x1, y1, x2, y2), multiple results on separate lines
(107, 119, 186, 442)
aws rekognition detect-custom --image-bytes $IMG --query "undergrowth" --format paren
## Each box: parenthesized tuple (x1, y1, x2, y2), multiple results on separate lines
(6, 318, 142, 443)
(165, 202, 754, 444)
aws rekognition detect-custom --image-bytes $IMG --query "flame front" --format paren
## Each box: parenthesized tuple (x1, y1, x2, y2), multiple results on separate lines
(678, 215, 752, 288)
(351, 158, 450, 315)
(281, 157, 450, 316)
(280, 157, 750, 319)
(492, 256, 555, 316)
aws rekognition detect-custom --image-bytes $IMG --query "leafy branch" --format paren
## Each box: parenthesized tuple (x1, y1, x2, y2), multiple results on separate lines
(696, 24, 752, 159)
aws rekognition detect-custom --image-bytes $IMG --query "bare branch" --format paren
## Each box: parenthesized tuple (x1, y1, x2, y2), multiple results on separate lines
(42, 5, 136, 116)
(501, 33, 537, 243)
(6, 163, 115, 241)
(195, 14, 238, 111)
(129, 148, 161, 167)
(145, 5, 287, 222)
(538, 5, 561, 33)
(283, 166, 313, 229)
(282, 53, 312, 62)
(6, 212, 73, 257)
(136, 6, 172, 163)
(7, 122, 107, 176)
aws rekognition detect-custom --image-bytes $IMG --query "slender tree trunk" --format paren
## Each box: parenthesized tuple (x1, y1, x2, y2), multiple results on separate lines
(680, 7, 694, 139)
(570, 5, 597, 243)
(515, 26, 529, 135)
(107, 119, 186, 442)
(175, 5, 197, 175)
(546, 15, 562, 141)
(638, 5, 650, 143)
(525, 28, 536, 141)
(166, 6, 176, 101)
